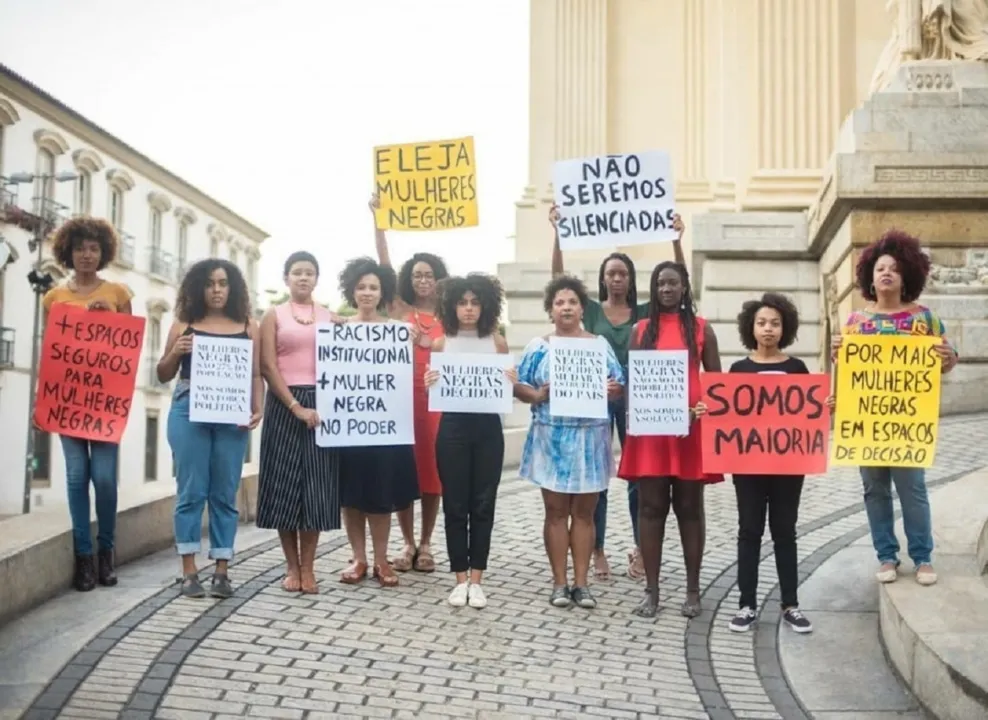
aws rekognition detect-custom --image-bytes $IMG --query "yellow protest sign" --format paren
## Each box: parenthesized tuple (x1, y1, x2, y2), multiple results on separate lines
(373, 136, 478, 232)
(831, 335, 942, 468)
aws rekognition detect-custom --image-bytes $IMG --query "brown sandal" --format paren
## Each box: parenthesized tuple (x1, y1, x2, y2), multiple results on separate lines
(340, 560, 368, 585)
(282, 569, 302, 592)
(374, 564, 399, 588)
(413, 547, 436, 573)
(300, 568, 319, 594)
(391, 545, 416, 573)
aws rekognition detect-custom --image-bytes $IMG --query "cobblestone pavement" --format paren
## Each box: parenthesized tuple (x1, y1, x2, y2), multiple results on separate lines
(20, 413, 988, 720)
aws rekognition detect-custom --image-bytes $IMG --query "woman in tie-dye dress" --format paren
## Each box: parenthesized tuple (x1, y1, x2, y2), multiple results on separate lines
(515, 275, 624, 611)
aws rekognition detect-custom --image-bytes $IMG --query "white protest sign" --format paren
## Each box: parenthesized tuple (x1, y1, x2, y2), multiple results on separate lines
(628, 350, 690, 436)
(314, 321, 414, 447)
(189, 335, 253, 426)
(549, 336, 609, 420)
(552, 151, 677, 251)
(428, 352, 513, 414)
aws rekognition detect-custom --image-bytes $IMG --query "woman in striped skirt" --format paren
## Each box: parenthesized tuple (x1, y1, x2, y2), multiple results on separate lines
(258, 251, 341, 594)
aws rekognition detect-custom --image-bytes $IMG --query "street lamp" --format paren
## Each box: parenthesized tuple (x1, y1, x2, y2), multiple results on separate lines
(6, 171, 77, 514)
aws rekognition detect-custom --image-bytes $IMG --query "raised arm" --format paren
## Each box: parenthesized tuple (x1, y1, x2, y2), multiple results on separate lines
(369, 192, 411, 319)
(156, 320, 189, 382)
(672, 213, 686, 266)
(701, 323, 722, 372)
(549, 204, 564, 277)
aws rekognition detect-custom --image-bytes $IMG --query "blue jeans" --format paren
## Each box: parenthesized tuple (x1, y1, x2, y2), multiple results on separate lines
(167, 391, 248, 560)
(60, 436, 119, 555)
(860, 466, 933, 566)
(594, 395, 640, 550)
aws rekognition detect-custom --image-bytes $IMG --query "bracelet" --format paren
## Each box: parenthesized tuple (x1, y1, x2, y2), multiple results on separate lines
(288, 400, 300, 410)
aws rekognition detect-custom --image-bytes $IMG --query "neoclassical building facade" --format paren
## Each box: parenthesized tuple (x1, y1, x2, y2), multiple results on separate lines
(501, 0, 988, 419)
(0, 63, 268, 516)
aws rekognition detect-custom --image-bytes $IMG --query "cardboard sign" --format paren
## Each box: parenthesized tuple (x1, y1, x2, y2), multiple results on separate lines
(315, 321, 414, 447)
(428, 352, 513, 414)
(373, 136, 478, 231)
(552, 151, 677, 251)
(34, 305, 145, 443)
(831, 335, 942, 468)
(189, 335, 253, 426)
(627, 350, 690, 436)
(701, 373, 831, 475)
(549, 336, 608, 420)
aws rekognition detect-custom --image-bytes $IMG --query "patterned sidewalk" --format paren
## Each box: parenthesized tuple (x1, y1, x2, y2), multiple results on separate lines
(19, 413, 988, 720)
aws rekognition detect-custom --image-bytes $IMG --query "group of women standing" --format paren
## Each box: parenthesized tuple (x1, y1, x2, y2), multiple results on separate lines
(45, 209, 957, 632)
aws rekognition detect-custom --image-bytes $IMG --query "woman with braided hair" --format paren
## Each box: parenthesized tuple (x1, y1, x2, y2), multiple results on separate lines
(618, 261, 722, 619)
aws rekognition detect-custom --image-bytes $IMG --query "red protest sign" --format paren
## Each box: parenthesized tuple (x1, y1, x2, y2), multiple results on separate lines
(700, 373, 831, 476)
(34, 304, 145, 443)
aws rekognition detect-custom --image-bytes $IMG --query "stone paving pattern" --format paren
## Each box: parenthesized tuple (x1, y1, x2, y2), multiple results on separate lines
(21, 413, 988, 720)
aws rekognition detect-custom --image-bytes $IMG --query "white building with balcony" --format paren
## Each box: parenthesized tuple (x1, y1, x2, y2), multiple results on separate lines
(0, 64, 268, 517)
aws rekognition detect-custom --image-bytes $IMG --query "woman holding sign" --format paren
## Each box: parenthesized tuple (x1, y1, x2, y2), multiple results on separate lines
(618, 261, 722, 619)
(258, 251, 342, 594)
(832, 230, 957, 587)
(336, 257, 420, 588)
(424, 273, 516, 608)
(158, 259, 263, 599)
(42, 217, 133, 592)
(369, 193, 446, 575)
(548, 204, 687, 581)
(516, 275, 624, 609)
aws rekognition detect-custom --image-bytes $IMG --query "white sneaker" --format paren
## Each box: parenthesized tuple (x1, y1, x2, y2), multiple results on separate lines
(468, 583, 487, 609)
(876, 562, 898, 583)
(448, 582, 469, 607)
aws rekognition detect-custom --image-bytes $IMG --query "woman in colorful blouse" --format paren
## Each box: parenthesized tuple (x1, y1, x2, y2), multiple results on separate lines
(832, 230, 957, 587)
(41, 217, 133, 592)
(548, 204, 687, 580)
(515, 275, 624, 610)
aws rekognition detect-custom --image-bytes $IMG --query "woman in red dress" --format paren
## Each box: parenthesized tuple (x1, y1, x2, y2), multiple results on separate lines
(618, 261, 722, 619)
(369, 194, 446, 573)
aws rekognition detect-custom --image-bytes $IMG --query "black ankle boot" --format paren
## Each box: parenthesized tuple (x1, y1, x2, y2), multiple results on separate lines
(97, 549, 118, 587)
(74, 555, 96, 592)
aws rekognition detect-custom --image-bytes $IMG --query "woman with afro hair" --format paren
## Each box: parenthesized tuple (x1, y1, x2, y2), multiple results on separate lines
(424, 273, 515, 608)
(368, 193, 448, 575)
(335, 257, 419, 588)
(42, 217, 133, 592)
(832, 229, 957, 588)
(548, 203, 687, 582)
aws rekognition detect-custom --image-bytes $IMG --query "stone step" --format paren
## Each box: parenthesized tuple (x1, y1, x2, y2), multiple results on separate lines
(879, 468, 988, 720)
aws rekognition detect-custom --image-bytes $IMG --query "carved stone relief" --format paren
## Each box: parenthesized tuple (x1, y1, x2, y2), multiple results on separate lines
(928, 248, 988, 285)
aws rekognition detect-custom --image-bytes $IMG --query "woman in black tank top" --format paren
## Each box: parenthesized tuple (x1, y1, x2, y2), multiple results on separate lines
(157, 259, 263, 600)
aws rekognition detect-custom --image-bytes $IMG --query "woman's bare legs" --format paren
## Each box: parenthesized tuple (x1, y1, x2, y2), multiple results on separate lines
(278, 530, 301, 591)
(673, 481, 706, 617)
(298, 530, 320, 593)
(542, 490, 571, 586)
(569, 494, 598, 589)
(634, 479, 673, 618)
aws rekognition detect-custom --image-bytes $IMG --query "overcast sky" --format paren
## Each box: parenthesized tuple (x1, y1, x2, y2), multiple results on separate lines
(0, 0, 530, 305)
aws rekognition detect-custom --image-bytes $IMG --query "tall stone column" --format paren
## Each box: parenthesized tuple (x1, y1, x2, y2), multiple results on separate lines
(710, 0, 740, 209)
(514, 0, 608, 264)
(743, 0, 855, 210)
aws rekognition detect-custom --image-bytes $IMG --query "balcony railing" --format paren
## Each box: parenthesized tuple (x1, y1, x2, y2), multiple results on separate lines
(116, 231, 135, 268)
(148, 246, 175, 282)
(0, 185, 15, 212)
(0, 326, 14, 367)
(147, 364, 170, 391)
(0, 194, 66, 236)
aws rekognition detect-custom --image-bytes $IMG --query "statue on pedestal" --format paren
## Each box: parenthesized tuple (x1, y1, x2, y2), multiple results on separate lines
(870, 0, 988, 92)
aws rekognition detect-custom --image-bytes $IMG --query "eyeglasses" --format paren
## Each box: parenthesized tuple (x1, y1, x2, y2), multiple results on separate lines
(412, 273, 435, 281)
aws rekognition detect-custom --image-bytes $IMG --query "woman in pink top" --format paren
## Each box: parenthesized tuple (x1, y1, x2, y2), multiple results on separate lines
(258, 252, 340, 594)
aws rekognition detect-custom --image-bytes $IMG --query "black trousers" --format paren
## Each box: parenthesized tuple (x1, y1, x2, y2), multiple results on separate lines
(734, 474, 804, 610)
(436, 413, 504, 573)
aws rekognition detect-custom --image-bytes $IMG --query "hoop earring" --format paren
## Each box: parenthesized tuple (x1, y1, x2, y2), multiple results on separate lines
(870, 284, 875, 296)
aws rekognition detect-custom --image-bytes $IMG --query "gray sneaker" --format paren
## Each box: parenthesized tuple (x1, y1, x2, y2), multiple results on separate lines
(210, 573, 233, 599)
(180, 573, 205, 598)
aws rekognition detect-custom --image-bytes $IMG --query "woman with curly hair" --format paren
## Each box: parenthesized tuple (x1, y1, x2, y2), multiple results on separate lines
(714, 293, 817, 635)
(548, 204, 687, 581)
(257, 252, 342, 594)
(618, 261, 722, 620)
(832, 230, 957, 587)
(368, 194, 447, 575)
(336, 257, 420, 589)
(157, 259, 263, 599)
(42, 217, 133, 591)
(515, 275, 624, 609)
(423, 274, 516, 608)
